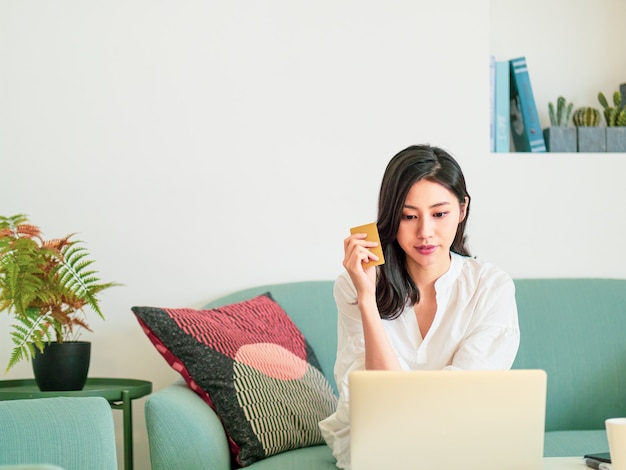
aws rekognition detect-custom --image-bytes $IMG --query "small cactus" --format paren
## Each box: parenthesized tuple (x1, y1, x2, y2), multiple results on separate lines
(572, 107, 601, 127)
(598, 90, 626, 126)
(548, 96, 574, 126)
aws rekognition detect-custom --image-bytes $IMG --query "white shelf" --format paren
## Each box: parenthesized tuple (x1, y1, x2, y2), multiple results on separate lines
(489, 0, 626, 154)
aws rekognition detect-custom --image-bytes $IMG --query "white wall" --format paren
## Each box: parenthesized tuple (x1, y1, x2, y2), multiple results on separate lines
(1, 1, 625, 468)
(483, 0, 626, 279)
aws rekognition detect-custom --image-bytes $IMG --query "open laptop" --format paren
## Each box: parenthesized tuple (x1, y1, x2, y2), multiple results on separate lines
(349, 369, 547, 470)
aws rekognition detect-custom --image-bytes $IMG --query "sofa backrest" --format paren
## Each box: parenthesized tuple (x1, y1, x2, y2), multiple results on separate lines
(203, 281, 338, 393)
(512, 278, 626, 432)
(205, 278, 626, 432)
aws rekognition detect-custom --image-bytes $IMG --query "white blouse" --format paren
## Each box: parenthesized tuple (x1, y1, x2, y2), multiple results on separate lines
(319, 252, 520, 470)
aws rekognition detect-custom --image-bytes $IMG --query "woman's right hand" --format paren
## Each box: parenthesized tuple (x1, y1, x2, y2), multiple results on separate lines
(343, 232, 379, 298)
(343, 233, 401, 371)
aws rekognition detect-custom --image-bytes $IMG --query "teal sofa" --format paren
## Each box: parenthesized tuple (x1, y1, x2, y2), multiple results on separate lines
(144, 278, 626, 469)
(512, 279, 626, 456)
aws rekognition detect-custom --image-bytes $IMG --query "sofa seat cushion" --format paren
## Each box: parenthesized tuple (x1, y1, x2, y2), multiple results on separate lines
(544, 430, 608, 457)
(244, 445, 337, 470)
(133, 293, 337, 467)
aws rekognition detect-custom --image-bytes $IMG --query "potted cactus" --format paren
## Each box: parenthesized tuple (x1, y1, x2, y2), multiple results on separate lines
(543, 96, 576, 152)
(598, 90, 626, 152)
(572, 106, 605, 152)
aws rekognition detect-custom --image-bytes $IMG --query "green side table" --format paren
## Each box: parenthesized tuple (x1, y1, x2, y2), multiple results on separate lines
(0, 378, 152, 470)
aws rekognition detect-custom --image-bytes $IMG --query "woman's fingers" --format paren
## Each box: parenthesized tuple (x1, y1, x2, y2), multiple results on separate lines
(343, 234, 378, 295)
(343, 233, 380, 269)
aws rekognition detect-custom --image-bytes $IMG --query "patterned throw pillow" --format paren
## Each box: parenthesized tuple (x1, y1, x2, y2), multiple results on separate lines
(132, 293, 337, 467)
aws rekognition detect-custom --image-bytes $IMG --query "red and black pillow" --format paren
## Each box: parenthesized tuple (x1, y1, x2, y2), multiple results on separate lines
(132, 293, 337, 467)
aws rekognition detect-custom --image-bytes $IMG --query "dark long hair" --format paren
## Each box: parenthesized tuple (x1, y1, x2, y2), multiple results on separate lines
(376, 145, 471, 319)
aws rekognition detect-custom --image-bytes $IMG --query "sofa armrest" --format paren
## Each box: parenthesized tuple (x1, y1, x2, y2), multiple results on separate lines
(145, 382, 231, 470)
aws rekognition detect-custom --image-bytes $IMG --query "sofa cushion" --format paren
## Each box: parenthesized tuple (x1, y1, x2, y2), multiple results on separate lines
(244, 445, 337, 469)
(132, 293, 337, 467)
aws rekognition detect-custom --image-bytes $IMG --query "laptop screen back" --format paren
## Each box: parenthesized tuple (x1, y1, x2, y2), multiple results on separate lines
(349, 369, 547, 470)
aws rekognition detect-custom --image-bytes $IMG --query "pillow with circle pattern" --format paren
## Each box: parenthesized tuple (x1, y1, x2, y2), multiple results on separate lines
(132, 293, 337, 467)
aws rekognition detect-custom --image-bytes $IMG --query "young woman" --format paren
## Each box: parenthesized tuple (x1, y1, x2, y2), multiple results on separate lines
(319, 145, 520, 469)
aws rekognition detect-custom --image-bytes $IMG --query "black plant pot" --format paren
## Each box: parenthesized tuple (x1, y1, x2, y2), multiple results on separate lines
(32, 341, 91, 391)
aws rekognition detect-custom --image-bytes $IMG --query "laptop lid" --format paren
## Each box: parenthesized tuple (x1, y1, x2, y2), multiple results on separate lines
(349, 369, 547, 470)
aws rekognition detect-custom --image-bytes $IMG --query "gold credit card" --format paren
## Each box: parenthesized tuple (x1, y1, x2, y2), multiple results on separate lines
(350, 222, 385, 267)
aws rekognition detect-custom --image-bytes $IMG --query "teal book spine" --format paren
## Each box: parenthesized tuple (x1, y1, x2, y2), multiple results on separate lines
(489, 55, 495, 152)
(509, 57, 546, 152)
(494, 60, 510, 152)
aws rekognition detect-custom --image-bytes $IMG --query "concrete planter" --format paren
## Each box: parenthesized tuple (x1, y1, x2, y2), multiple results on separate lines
(577, 127, 606, 152)
(543, 127, 577, 152)
(606, 127, 626, 152)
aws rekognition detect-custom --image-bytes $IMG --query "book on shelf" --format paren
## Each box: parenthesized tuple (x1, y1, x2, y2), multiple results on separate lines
(621, 83, 626, 107)
(494, 59, 510, 152)
(489, 55, 495, 152)
(509, 56, 546, 152)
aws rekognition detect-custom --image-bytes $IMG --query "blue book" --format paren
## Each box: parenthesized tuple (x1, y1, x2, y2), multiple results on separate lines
(509, 57, 546, 152)
(494, 60, 510, 152)
(489, 55, 495, 152)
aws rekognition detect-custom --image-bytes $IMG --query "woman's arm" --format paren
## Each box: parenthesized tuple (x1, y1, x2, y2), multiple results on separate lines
(341, 233, 401, 371)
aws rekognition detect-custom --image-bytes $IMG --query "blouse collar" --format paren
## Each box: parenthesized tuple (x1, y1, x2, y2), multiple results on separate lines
(434, 251, 465, 291)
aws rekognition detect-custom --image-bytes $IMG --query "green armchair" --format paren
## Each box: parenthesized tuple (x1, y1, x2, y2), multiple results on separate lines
(0, 396, 118, 470)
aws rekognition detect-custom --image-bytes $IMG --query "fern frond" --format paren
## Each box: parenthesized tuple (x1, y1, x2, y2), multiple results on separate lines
(6, 345, 28, 374)
(16, 224, 42, 239)
(5, 307, 56, 372)
(53, 243, 116, 319)
(11, 323, 31, 339)
(41, 234, 73, 253)
(0, 214, 29, 230)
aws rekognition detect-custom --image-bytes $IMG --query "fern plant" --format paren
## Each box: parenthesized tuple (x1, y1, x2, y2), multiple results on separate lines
(0, 214, 119, 372)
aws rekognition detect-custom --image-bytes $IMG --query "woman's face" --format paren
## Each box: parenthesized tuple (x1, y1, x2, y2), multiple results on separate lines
(396, 179, 466, 275)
